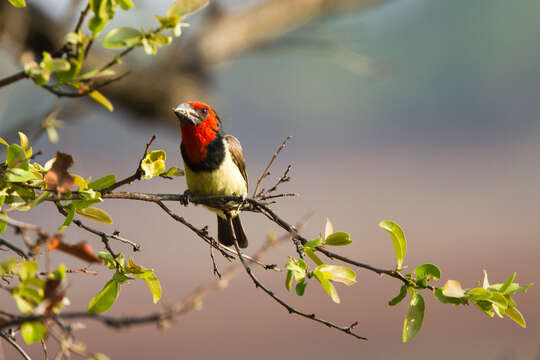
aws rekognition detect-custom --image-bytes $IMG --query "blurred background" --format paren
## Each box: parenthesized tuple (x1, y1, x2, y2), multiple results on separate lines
(1, 0, 539, 358)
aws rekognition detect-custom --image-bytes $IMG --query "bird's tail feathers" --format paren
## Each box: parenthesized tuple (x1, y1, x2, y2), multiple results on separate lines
(217, 215, 248, 248)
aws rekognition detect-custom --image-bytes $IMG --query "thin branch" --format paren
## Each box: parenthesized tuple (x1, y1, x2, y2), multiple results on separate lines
(111, 231, 140, 252)
(73, 4, 90, 34)
(230, 216, 367, 341)
(252, 136, 292, 198)
(0, 238, 29, 259)
(0, 331, 32, 360)
(41, 72, 131, 98)
(0, 71, 27, 88)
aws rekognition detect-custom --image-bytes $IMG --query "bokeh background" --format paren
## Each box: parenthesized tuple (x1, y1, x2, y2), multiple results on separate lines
(1, 0, 539, 359)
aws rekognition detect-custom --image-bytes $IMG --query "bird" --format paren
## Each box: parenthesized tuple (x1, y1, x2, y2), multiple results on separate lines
(173, 101, 249, 248)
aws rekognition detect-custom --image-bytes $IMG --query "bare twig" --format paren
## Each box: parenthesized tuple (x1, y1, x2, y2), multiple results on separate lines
(73, 4, 90, 34)
(111, 231, 140, 252)
(0, 238, 29, 259)
(41, 72, 131, 98)
(0, 71, 27, 88)
(252, 136, 292, 198)
(0, 331, 32, 360)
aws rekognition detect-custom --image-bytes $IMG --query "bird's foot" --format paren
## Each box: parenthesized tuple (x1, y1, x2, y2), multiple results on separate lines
(180, 190, 191, 206)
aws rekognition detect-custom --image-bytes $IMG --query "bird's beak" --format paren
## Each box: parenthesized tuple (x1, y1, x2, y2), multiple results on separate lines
(173, 103, 200, 125)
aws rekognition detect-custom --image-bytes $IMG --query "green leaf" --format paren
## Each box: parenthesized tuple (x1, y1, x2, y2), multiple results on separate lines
(18, 261, 38, 281)
(295, 281, 307, 296)
(389, 285, 408, 306)
(41, 52, 71, 72)
(313, 269, 340, 303)
(52, 264, 66, 281)
(21, 322, 46, 344)
(88, 90, 114, 112)
(379, 220, 407, 269)
(324, 232, 353, 246)
(18, 132, 29, 149)
(141, 150, 167, 179)
(98, 251, 117, 269)
(76, 206, 113, 224)
(6, 144, 28, 169)
(163, 166, 185, 177)
(4, 168, 37, 182)
(166, 0, 208, 18)
(0, 137, 8, 146)
(303, 247, 323, 266)
(87, 279, 120, 313)
(59, 204, 75, 231)
(402, 289, 425, 342)
(139, 271, 161, 304)
(89, 16, 107, 33)
(414, 263, 441, 288)
(149, 33, 172, 46)
(285, 258, 306, 282)
(499, 272, 516, 294)
(141, 38, 156, 55)
(89, 353, 111, 360)
(285, 270, 293, 291)
(13, 294, 34, 313)
(505, 306, 526, 328)
(304, 235, 322, 248)
(314, 264, 356, 286)
(88, 174, 116, 190)
(116, 0, 133, 10)
(103, 27, 142, 48)
(8, 0, 26, 8)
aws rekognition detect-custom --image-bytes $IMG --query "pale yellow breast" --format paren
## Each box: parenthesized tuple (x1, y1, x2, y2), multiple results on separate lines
(183, 145, 247, 217)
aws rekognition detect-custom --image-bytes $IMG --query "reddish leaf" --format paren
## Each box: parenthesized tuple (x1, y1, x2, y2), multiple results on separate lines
(43, 279, 65, 313)
(44, 152, 75, 193)
(47, 234, 101, 263)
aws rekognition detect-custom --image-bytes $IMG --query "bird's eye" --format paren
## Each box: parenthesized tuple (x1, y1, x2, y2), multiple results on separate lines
(200, 107, 208, 116)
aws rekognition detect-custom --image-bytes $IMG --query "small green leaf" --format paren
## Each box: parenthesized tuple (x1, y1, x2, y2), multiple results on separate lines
(87, 279, 120, 313)
(59, 204, 75, 231)
(324, 232, 353, 246)
(88, 90, 114, 112)
(18, 261, 38, 281)
(402, 289, 425, 342)
(6, 144, 28, 169)
(295, 281, 307, 296)
(8, 0, 26, 8)
(103, 27, 142, 48)
(140, 271, 161, 304)
(76, 206, 113, 224)
(303, 247, 323, 266)
(18, 132, 29, 149)
(166, 0, 208, 18)
(41, 52, 71, 72)
(313, 269, 340, 303)
(141, 150, 167, 179)
(0, 137, 8, 146)
(285, 270, 293, 291)
(505, 306, 526, 328)
(414, 263, 441, 288)
(21, 322, 46, 344)
(88, 174, 116, 190)
(4, 168, 37, 182)
(389, 285, 408, 306)
(52, 264, 66, 281)
(116, 0, 133, 10)
(89, 353, 111, 360)
(499, 272, 516, 294)
(285, 258, 306, 282)
(315, 265, 356, 286)
(149, 33, 172, 46)
(141, 38, 157, 55)
(163, 166, 184, 177)
(304, 235, 322, 248)
(379, 220, 407, 269)
(98, 251, 117, 269)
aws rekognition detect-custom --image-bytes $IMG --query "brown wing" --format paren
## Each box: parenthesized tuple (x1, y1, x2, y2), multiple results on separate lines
(224, 135, 248, 190)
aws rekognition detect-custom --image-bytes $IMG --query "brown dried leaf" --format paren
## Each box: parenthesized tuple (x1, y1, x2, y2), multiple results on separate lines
(44, 152, 75, 193)
(47, 234, 101, 263)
